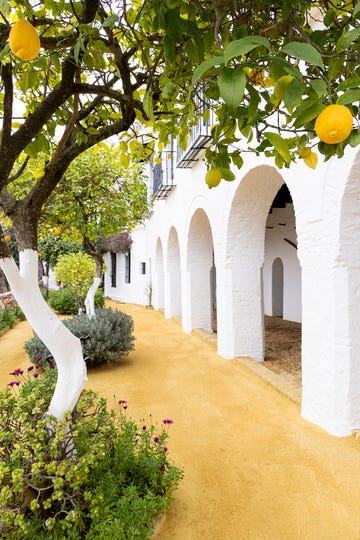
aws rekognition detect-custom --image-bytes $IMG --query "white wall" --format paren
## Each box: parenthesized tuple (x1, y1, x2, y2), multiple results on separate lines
(104, 144, 360, 437)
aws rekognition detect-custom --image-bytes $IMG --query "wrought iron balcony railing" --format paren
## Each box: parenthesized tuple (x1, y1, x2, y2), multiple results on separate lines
(152, 142, 176, 200)
(176, 99, 214, 168)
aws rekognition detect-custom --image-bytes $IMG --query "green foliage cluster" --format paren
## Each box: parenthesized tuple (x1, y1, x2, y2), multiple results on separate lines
(0, 369, 182, 539)
(38, 235, 83, 273)
(0, 305, 24, 330)
(48, 287, 104, 315)
(24, 308, 135, 369)
(53, 252, 96, 311)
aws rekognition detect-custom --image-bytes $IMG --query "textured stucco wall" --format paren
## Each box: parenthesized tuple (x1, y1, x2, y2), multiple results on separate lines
(104, 145, 360, 436)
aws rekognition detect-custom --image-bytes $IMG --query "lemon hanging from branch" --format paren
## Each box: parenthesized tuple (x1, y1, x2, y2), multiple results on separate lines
(315, 104, 353, 145)
(9, 20, 40, 61)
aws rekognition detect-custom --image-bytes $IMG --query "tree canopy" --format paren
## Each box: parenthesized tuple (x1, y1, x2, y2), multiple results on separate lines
(0, 0, 359, 257)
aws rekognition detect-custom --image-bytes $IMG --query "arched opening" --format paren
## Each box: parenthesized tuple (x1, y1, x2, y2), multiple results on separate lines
(186, 208, 215, 332)
(167, 227, 182, 319)
(263, 183, 302, 386)
(272, 257, 284, 317)
(154, 237, 164, 310)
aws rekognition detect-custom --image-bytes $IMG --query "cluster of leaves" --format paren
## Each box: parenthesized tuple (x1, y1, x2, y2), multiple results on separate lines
(0, 368, 182, 539)
(53, 252, 96, 311)
(24, 307, 135, 368)
(38, 235, 84, 275)
(97, 231, 133, 254)
(48, 287, 104, 315)
(0, 304, 24, 330)
(189, 0, 360, 170)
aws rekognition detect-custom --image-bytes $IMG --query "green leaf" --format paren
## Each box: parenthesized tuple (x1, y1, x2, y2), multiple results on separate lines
(143, 90, 154, 121)
(355, 3, 360, 15)
(192, 56, 225, 85)
(309, 79, 327, 96)
(336, 28, 360, 52)
(102, 14, 119, 27)
(284, 79, 306, 109)
(337, 89, 360, 105)
(224, 36, 270, 65)
(337, 77, 360, 90)
(264, 132, 291, 163)
(281, 42, 324, 69)
(218, 67, 246, 108)
(293, 103, 324, 128)
(220, 168, 236, 181)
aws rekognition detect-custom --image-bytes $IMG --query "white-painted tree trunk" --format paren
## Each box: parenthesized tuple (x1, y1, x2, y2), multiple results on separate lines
(0, 249, 87, 420)
(84, 276, 102, 319)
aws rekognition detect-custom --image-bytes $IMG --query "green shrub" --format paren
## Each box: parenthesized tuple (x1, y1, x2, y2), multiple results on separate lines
(0, 368, 182, 539)
(48, 287, 105, 314)
(0, 305, 25, 330)
(24, 307, 135, 369)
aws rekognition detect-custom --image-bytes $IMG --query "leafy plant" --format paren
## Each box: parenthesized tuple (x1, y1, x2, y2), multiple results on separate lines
(24, 308, 135, 369)
(53, 253, 96, 311)
(0, 305, 24, 330)
(48, 288, 104, 315)
(0, 368, 182, 539)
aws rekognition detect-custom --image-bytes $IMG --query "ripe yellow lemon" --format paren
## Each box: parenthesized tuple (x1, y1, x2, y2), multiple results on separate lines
(9, 19, 40, 61)
(315, 104, 353, 144)
(205, 169, 222, 189)
(4, 235, 11, 242)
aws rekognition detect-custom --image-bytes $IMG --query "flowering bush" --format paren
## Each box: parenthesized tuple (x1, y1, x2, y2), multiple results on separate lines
(97, 231, 133, 254)
(0, 368, 182, 539)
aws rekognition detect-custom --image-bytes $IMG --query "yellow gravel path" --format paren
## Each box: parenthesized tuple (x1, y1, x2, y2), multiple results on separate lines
(1, 301, 360, 540)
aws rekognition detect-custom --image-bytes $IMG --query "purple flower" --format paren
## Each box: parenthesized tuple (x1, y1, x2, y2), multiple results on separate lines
(142, 425, 147, 430)
(163, 447, 168, 452)
(118, 400, 127, 404)
(160, 464, 166, 472)
(49, 364, 56, 370)
(33, 373, 39, 378)
(162, 419, 173, 425)
(35, 355, 42, 363)
(9, 369, 23, 376)
(7, 381, 19, 387)
(153, 437, 159, 443)
(27, 366, 34, 372)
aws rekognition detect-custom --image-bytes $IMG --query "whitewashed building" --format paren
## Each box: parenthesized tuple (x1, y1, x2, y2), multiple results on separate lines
(104, 117, 360, 438)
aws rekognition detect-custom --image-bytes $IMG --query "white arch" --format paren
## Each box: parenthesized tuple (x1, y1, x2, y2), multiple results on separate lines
(183, 208, 214, 332)
(165, 226, 182, 320)
(218, 165, 290, 360)
(153, 237, 165, 310)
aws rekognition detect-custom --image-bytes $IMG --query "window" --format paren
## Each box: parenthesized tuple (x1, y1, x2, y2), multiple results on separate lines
(111, 252, 117, 287)
(140, 262, 146, 275)
(125, 251, 131, 283)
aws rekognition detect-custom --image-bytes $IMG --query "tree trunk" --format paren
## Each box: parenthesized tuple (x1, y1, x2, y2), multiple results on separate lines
(0, 249, 87, 420)
(83, 238, 104, 319)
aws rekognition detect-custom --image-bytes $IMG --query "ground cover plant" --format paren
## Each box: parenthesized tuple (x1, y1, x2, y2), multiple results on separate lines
(0, 367, 182, 539)
(24, 307, 135, 369)
(0, 304, 24, 331)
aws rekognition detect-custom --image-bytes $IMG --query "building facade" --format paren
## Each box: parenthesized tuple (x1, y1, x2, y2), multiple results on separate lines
(104, 125, 360, 438)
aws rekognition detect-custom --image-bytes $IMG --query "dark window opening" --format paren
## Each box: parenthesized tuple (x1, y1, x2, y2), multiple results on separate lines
(125, 251, 131, 284)
(140, 262, 146, 275)
(111, 252, 117, 288)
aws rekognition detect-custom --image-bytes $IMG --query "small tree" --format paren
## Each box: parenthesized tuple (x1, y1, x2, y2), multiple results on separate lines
(54, 252, 95, 313)
(42, 145, 150, 317)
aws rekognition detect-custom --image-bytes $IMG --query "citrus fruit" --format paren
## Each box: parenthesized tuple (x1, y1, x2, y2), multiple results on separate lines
(315, 104, 353, 145)
(4, 235, 11, 242)
(9, 19, 40, 61)
(205, 169, 222, 189)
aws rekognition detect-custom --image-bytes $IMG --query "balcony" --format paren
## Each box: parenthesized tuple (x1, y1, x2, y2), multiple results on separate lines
(152, 142, 176, 200)
(176, 100, 214, 168)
